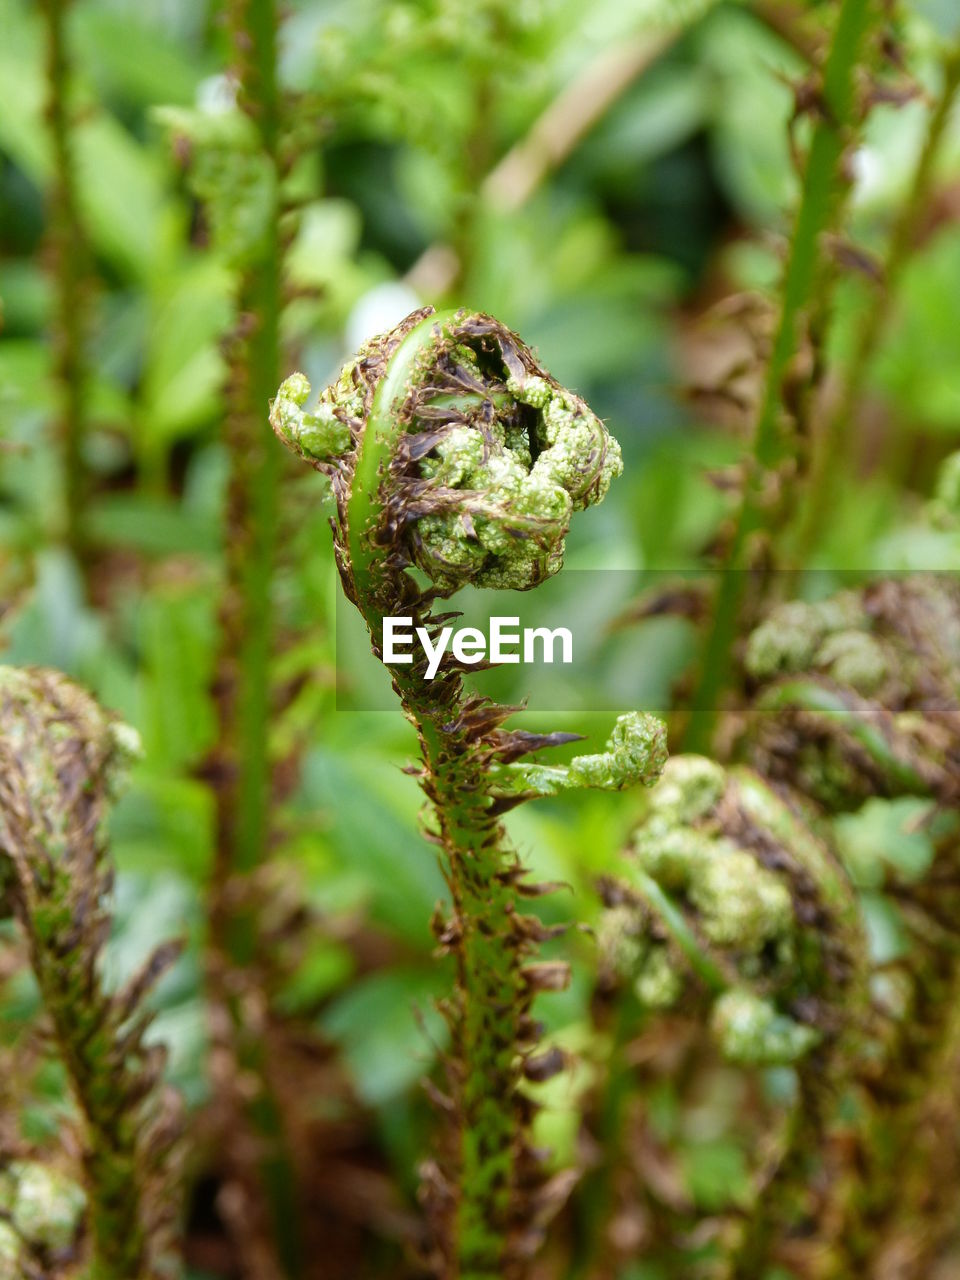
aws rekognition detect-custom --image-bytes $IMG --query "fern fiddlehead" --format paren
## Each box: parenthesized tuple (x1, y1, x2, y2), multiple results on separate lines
(740, 563, 960, 1275)
(744, 576, 960, 811)
(271, 306, 666, 1277)
(599, 755, 868, 1276)
(602, 755, 866, 1066)
(0, 667, 182, 1280)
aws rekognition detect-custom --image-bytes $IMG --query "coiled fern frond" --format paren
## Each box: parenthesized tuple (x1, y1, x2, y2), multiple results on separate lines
(744, 576, 960, 810)
(271, 307, 663, 1278)
(0, 667, 183, 1280)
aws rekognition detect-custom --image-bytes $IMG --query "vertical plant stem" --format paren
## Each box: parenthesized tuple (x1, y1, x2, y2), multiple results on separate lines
(795, 43, 960, 551)
(406, 688, 533, 1279)
(31, 936, 150, 1280)
(344, 328, 543, 1276)
(40, 0, 89, 563)
(685, 0, 878, 754)
(224, 0, 282, 887)
(209, 2, 300, 1275)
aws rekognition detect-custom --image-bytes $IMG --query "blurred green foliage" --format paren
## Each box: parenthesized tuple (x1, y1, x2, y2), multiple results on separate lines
(1, 0, 959, 1276)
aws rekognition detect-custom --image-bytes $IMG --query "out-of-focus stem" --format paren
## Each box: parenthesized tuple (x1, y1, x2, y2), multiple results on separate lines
(209, 1, 299, 1276)
(685, 0, 879, 754)
(795, 44, 960, 555)
(222, 0, 282, 884)
(40, 0, 89, 562)
(863, 960, 960, 1279)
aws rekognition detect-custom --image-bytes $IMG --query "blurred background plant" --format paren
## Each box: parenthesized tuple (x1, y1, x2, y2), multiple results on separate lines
(0, 0, 959, 1277)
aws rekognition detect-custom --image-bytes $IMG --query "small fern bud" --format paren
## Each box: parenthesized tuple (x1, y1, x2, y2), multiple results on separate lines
(490, 711, 667, 799)
(5, 1161, 87, 1256)
(711, 989, 821, 1067)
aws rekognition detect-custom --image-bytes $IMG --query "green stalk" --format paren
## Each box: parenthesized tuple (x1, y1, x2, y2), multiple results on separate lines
(410, 690, 530, 1278)
(39, 0, 88, 563)
(224, 0, 282, 884)
(209, 2, 300, 1275)
(685, 0, 879, 754)
(795, 42, 960, 552)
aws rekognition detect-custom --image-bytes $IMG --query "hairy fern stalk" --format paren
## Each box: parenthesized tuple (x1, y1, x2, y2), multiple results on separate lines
(271, 307, 667, 1277)
(0, 667, 182, 1280)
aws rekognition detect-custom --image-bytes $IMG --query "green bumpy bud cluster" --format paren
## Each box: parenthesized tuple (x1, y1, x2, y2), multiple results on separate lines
(0, 1159, 88, 1277)
(568, 712, 668, 789)
(710, 989, 821, 1066)
(270, 307, 623, 593)
(744, 592, 885, 694)
(2, 1161, 87, 1253)
(745, 577, 960, 810)
(268, 370, 352, 459)
(599, 756, 862, 1067)
(491, 712, 668, 799)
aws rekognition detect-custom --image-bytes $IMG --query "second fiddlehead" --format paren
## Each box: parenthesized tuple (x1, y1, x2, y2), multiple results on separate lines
(0, 667, 183, 1280)
(599, 755, 868, 1277)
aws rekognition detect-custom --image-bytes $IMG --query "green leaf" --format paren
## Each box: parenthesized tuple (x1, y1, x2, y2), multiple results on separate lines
(319, 967, 449, 1105)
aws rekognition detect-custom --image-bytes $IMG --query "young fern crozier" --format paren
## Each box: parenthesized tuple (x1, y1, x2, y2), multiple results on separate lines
(0, 668, 183, 1280)
(271, 307, 667, 1277)
(600, 756, 868, 1276)
(742, 567, 960, 1273)
(744, 576, 960, 809)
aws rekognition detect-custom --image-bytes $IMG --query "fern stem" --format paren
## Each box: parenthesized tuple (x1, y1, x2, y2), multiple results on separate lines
(685, 0, 879, 754)
(411, 686, 533, 1279)
(221, 0, 282, 881)
(0, 669, 181, 1280)
(345, 316, 535, 1275)
(208, 2, 301, 1275)
(795, 41, 960, 553)
(40, 0, 89, 563)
